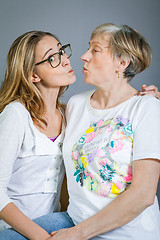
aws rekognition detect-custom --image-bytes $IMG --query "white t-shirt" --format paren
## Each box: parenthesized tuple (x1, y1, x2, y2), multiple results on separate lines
(0, 102, 65, 230)
(63, 90, 160, 240)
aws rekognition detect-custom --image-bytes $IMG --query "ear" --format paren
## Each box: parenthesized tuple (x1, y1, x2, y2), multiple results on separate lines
(119, 59, 130, 72)
(31, 73, 41, 83)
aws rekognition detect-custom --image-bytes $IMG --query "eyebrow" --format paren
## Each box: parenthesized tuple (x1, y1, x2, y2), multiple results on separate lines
(89, 41, 102, 46)
(42, 42, 61, 59)
(89, 41, 109, 49)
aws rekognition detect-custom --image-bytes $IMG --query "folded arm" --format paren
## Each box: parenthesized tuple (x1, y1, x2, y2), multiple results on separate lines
(0, 203, 51, 240)
(51, 158, 160, 240)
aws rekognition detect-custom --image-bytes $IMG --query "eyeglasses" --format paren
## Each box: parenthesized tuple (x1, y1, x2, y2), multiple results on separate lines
(35, 44, 72, 68)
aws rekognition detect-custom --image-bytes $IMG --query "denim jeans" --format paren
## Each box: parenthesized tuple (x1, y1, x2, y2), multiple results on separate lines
(0, 211, 75, 240)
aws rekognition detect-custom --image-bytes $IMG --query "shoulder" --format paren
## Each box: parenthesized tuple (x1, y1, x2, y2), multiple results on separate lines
(135, 95, 160, 112)
(132, 95, 160, 129)
(5, 101, 29, 115)
(65, 90, 95, 120)
(0, 102, 29, 136)
(0, 101, 30, 123)
(67, 90, 95, 107)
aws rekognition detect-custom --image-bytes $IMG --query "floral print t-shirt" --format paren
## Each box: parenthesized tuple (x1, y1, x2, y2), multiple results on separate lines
(63, 90, 160, 240)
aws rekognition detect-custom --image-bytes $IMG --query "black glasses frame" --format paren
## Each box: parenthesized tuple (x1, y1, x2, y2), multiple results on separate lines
(35, 44, 72, 68)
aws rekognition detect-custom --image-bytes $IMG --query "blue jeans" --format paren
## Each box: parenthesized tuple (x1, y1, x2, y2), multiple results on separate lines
(0, 212, 75, 240)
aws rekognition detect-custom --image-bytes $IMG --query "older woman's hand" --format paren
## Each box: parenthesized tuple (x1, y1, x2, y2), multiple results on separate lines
(139, 84, 160, 100)
(49, 227, 83, 240)
(46, 235, 55, 240)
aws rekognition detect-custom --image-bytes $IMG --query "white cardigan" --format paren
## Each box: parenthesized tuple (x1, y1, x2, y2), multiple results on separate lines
(0, 102, 65, 230)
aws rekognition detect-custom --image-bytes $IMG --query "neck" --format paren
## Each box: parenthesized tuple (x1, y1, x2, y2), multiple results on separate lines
(91, 80, 138, 110)
(40, 87, 60, 114)
(34, 87, 63, 137)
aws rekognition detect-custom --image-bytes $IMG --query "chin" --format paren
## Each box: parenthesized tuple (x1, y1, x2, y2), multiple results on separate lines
(84, 76, 94, 86)
(71, 75, 76, 83)
(68, 75, 76, 85)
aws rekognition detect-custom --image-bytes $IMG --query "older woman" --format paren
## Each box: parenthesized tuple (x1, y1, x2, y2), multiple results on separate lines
(51, 23, 160, 240)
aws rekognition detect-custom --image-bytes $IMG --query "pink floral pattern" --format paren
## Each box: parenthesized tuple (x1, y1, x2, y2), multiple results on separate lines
(72, 116, 133, 198)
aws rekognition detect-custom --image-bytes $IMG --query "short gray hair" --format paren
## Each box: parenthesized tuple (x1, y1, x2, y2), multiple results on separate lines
(91, 23, 152, 81)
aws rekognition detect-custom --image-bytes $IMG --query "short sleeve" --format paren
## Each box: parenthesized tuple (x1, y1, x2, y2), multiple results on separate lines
(0, 104, 24, 211)
(133, 96, 160, 161)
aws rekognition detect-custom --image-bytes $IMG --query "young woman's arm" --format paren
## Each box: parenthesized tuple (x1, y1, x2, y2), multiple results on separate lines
(50, 158, 160, 240)
(0, 203, 51, 240)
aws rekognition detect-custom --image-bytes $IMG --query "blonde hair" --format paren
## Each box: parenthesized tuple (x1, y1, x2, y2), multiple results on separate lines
(0, 31, 68, 127)
(91, 23, 152, 81)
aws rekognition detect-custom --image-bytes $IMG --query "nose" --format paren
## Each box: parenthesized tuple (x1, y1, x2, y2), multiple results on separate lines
(81, 50, 90, 62)
(61, 53, 70, 67)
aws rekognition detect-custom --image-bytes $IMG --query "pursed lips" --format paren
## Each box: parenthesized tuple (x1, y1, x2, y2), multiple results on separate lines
(69, 69, 74, 74)
(83, 66, 88, 72)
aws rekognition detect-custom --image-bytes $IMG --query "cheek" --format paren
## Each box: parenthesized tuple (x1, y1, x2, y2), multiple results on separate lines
(37, 67, 63, 80)
(91, 64, 106, 78)
(46, 71, 76, 86)
(91, 59, 106, 73)
(36, 65, 76, 87)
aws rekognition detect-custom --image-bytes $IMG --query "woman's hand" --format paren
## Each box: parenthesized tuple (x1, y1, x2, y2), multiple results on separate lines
(139, 84, 160, 100)
(50, 227, 83, 240)
(46, 235, 55, 240)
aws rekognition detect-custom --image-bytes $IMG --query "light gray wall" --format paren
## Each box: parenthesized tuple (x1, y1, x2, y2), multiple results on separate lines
(0, 0, 160, 204)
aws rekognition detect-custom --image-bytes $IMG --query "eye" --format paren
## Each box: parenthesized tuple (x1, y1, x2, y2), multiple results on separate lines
(92, 49, 99, 54)
(49, 55, 55, 62)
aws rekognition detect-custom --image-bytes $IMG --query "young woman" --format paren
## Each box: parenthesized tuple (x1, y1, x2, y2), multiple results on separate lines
(0, 31, 75, 239)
